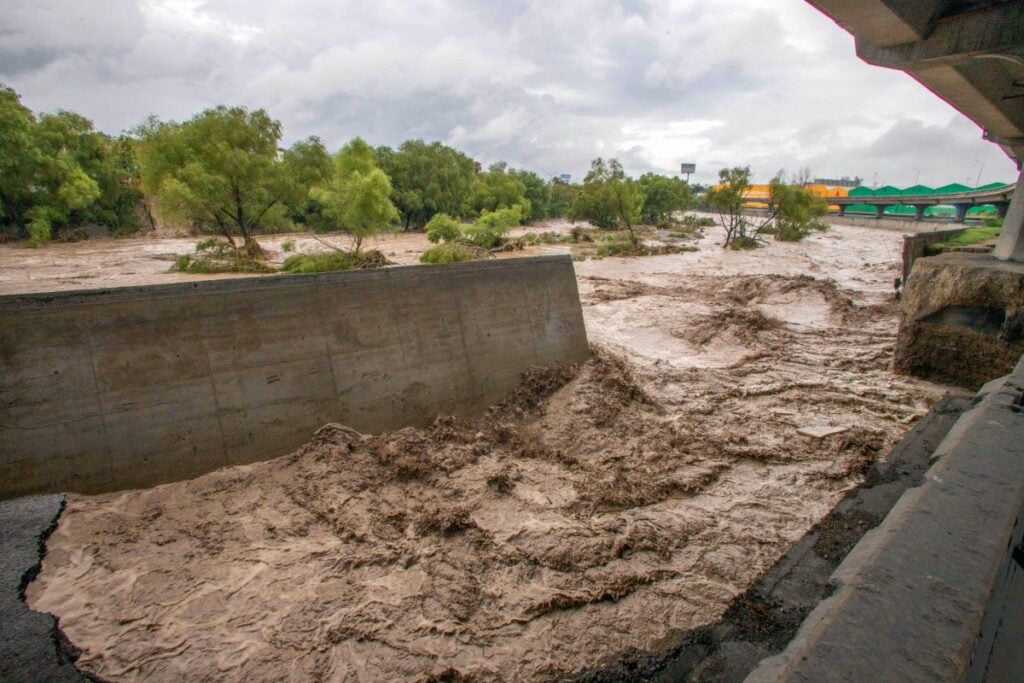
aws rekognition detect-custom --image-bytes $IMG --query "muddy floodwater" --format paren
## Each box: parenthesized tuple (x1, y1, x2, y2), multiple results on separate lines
(25, 221, 947, 680)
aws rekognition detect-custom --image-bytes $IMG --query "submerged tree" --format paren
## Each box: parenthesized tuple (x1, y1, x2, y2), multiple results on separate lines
(637, 173, 692, 226)
(0, 85, 143, 245)
(135, 106, 304, 258)
(309, 137, 399, 254)
(375, 140, 477, 229)
(570, 158, 642, 244)
(706, 166, 754, 248)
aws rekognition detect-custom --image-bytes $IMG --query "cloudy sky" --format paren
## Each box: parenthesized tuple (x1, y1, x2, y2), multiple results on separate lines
(1, 0, 1018, 187)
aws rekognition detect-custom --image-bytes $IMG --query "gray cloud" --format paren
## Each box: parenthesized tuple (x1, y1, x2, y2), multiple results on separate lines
(0, 0, 1017, 186)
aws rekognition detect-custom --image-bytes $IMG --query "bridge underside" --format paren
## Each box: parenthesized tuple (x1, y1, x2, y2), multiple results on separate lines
(807, 0, 1024, 260)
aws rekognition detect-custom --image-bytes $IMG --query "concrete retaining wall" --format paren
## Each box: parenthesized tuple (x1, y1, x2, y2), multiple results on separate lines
(748, 353, 1024, 681)
(901, 227, 966, 282)
(0, 256, 589, 499)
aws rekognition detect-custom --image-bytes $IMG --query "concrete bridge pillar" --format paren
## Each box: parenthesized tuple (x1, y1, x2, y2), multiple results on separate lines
(993, 171, 1024, 262)
(914, 205, 926, 221)
(996, 202, 1010, 220)
(838, 204, 847, 217)
(954, 204, 969, 223)
(875, 205, 887, 218)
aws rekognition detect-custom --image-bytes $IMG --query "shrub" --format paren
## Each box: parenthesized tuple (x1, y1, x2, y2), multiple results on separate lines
(171, 238, 274, 273)
(729, 235, 759, 250)
(775, 219, 828, 242)
(281, 239, 295, 252)
(281, 249, 391, 273)
(425, 213, 464, 244)
(419, 243, 484, 264)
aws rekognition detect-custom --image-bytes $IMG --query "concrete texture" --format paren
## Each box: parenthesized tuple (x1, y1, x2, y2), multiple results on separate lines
(0, 256, 589, 499)
(895, 253, 1024, 388)
(994, 173, 1024, 262)
(0, 494, 89, 682)
(575, 394, 971, 682)
(748, 354, 1024, 682)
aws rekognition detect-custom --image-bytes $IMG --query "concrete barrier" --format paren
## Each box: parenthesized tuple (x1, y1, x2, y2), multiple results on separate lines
(900, 227, 966, 282)
(0, 256, 589, 499)
(748, 354, 1024, 681)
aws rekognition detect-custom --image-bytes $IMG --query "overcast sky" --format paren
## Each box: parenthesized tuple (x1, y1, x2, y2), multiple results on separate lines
(1, 0, 1018, 187)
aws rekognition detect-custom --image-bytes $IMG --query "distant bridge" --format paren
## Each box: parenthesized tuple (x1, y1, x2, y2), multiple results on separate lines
(742, 183, 1015, 222)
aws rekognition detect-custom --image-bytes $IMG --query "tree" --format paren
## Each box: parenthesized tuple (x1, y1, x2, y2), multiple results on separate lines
(637, 173, 692, 226)
(281, 136, 332, 230)
(547, 177, 579, 218)
(309, 137, 399, 254)
(706, 166, 755, 249)
(768, 178, 828, 241)
(570, 158, 642, 244)
(511, 169, 550, 220)
(375, 140, 477, 229)
(462, 161, 531, 218)
(707, 167, 828, 249)
(135, 106, 299, 257)
(0, 86, 129, 244)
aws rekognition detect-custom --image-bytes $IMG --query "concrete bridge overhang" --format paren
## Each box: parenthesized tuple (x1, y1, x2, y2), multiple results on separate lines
(806, 0, 1024, 260)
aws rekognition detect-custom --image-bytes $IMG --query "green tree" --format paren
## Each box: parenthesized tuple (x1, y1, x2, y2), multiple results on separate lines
(375, 140, 477, 229)
(309, 137, 399, 253)
(768, 178, 828, 241)
(570, 158, 642, 243)
(706, 166, 754, 249)
(511, 169, 550, 221)
(281, 136, 332, 230)
(462, 161, 530, 218)
(135, 106, 299, 257)
(637, 173, 692, 226)
(547, 177, 578, 218)
(0, 86, 125, 244)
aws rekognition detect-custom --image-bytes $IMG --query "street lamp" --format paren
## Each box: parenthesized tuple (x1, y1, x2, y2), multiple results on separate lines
(912, 167, 920, 185)
(974, 160, 984, 187)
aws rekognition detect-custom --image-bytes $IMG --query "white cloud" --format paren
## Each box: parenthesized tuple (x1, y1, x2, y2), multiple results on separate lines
(0, 0, 1017, 186)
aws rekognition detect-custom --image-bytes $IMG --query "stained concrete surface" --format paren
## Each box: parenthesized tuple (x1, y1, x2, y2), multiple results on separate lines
(0, 494, 89, 682)
(0, 256, 589, 499)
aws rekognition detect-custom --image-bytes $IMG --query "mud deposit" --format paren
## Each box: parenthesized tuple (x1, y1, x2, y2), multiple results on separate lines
(27, 223, 945, 681)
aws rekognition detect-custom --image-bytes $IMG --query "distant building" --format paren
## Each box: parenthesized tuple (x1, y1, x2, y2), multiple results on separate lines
(813, 176, 862, 188)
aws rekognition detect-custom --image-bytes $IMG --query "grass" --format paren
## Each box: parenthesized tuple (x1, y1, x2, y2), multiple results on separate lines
(281, 239, 295, 253)
(930, 226, 1001, 250)
(281, 249, 391, 273)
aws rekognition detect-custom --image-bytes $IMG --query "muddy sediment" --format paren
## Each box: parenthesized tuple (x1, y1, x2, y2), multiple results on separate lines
(26, 223, 946, 681)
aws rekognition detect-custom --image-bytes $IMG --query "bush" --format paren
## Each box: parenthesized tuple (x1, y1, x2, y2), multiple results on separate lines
(281, 239, 295, 252)
(281, 249, 391, 273)
(425, 213, 464, 243)
(171, 238, 274, 273)
(775, 219, 827, 242)
(729, 235, 759, 250)
(595, 239, 697, 258)
(419, 243, 485, 264)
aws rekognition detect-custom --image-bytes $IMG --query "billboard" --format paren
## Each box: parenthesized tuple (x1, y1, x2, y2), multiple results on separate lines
(558, 173, 571, 183)
(680, 163, 696, 175)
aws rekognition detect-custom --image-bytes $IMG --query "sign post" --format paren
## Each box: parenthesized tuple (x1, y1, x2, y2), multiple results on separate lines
(680, 163, 696, 182)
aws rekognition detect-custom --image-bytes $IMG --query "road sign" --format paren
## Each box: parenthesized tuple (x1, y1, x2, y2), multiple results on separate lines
(680, 163, 696, 175)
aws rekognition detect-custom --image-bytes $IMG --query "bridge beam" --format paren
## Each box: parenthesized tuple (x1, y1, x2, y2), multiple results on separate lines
(993, 172, 1024, 261)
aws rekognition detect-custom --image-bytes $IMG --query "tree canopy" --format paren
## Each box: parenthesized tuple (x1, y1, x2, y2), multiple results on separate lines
(135, 106, 303, 254)
(375, 140, 477, 229)
(0, 85, 139, 244)
(310, 137, 399, 253)
(570, 158, 642, 242)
